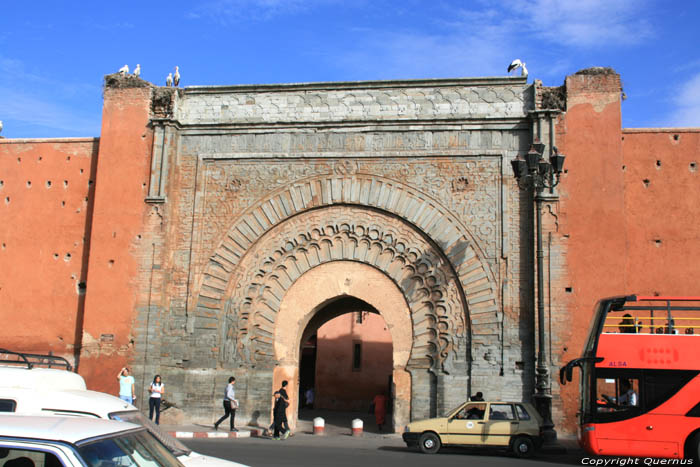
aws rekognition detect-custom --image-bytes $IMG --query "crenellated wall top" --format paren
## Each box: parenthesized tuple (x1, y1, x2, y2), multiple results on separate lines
(176, 77, 533, 125)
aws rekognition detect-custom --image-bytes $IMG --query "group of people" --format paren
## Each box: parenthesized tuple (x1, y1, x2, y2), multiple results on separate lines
(117, 367, 164, 424)
(118, 369, 400, 435)
(618, 313, 694, 334)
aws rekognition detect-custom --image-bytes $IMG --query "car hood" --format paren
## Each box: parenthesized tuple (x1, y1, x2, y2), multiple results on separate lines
(406, 417, 447, 432)
(178, 451, 249, 467)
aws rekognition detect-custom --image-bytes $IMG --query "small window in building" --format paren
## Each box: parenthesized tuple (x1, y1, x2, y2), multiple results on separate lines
(355, 311, 363, 324)
(352, 342, 362, 371)
(0, 399, 16, 412)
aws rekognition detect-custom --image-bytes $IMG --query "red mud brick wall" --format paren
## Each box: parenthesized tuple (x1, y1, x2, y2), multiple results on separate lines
(0, 138, 98, 364)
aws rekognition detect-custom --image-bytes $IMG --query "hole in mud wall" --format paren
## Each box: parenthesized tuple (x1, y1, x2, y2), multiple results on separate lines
(691, 162, 697, 173)
(0, 180, 3, 188)
(61, 201, 66, 207)
(654, 239, 662, 247)
(63, 180, 69, 188)
(53, 253, 59, 260)
(643, 179, 650, 188)
(1, 243, 5, 250)
(5, 197, 10, 205)
(26, 181, 31, 188)
(77, 282, 86, 295)
(64, 253, 72, 262)
(80, 168, 84, 174)
(108, 259, 115, 268)
(17, 157, 21, 163)
(46, 181, 52, 188)
(622, 165, 626, 171)
(565, 287, 573, 293)
(673, 134, 680, 141)
(66, 156, 71, 161)
(656, 160, 661, 169)
(88, 180, 93, 186)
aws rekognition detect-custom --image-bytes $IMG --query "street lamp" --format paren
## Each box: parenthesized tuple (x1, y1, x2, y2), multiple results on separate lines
(511, 141, 565, 442)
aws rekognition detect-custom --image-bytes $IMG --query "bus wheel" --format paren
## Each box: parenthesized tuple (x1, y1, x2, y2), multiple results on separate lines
(512, 436, 535, 458)
(687, 432, 700, 462)
(419, 432, 441, 454)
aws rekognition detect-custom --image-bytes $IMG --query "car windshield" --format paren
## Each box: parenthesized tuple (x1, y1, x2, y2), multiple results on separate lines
(109, 411, 191, 457)
(77, 429, 184, 467)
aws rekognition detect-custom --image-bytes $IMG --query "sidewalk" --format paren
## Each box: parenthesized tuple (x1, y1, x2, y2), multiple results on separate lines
(162, 409, 404, 440)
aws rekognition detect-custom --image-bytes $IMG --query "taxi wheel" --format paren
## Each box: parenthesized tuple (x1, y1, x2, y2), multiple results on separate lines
(419, 432, 441, 454)
(512, 436, 535, 458)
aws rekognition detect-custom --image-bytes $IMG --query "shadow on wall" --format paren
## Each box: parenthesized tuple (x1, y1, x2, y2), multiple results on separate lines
(73, 143, 99, 370)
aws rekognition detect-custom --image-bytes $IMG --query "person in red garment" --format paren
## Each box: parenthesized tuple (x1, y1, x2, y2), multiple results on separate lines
(372, 392, 388, 432)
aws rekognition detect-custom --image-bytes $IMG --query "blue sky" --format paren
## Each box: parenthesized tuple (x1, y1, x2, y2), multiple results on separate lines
(1, 0, 699, 138)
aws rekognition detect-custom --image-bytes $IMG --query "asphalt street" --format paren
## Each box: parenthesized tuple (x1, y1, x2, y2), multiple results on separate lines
(183, 434, 586, 467)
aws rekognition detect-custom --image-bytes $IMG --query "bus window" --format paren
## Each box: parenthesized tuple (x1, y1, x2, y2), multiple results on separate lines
(596, 376, 640, 415)
(643, 370, 698, 412)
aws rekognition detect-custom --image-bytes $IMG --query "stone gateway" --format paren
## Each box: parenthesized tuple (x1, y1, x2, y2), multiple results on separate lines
(129, 76, 536, 430)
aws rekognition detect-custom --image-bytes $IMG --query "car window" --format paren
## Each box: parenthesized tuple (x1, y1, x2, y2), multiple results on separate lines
(0, 400, 16, 413)
(515, 404, 531, 421)
(453, 403, 486, 420)
(489, 404, 516, 421)
(77, 430, 183, 467)
(0, 448, 62, 467)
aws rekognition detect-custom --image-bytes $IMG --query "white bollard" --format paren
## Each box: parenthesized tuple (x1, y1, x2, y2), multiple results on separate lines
(313, 417, 325, 435)
(351, 418, 363, 437)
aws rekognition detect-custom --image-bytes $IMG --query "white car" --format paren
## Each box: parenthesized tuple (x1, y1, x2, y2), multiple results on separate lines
(0, 415, 183, 467)
(0, 352, 247, 467)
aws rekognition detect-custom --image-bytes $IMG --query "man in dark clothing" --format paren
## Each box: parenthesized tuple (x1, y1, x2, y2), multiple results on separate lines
(277, 380, 291, 438)
(272, 391, 287, 440)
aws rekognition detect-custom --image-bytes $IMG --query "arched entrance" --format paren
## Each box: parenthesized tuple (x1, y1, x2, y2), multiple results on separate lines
(272, 261, 413, 430)
(201, 203, 498, 428)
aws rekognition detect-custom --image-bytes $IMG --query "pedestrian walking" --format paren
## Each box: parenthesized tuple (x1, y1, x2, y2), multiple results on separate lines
(372, 392, 388, 432)
(272, 391, 287, 440)
(214, 376, 238, 432)
(148, 375, 164, 425)
(117, 367, 135, 404)
(278, 380, 291, 438)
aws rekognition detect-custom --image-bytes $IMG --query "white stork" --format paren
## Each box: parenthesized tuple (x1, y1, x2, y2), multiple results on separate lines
(173, 66, 180, 87)
(133, 64, 141, 77)
(507, 59, 528, 77)
(166, 73, 173, 87)
(118, 64, 129, 75)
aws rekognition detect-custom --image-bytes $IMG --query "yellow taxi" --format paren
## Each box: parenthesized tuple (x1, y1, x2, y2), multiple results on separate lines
(402, 401, 543, 457)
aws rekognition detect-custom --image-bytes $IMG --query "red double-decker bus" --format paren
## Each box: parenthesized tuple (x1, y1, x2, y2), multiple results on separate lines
(560, 295, 700, 460)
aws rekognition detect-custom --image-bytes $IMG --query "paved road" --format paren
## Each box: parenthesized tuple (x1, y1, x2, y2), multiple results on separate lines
(183, 434, 586, 467)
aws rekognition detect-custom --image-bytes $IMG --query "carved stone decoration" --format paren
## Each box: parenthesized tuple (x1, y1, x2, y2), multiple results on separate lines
(222, 206, 468, 372)
(193, 172, 501, 376)
(452, 176, 469, 192)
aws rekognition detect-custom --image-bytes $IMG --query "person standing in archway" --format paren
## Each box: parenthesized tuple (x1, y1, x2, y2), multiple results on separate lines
(372, 391, 388, 432)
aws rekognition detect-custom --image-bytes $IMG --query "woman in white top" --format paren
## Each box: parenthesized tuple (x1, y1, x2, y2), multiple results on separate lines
(149, 375, 164, 425)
